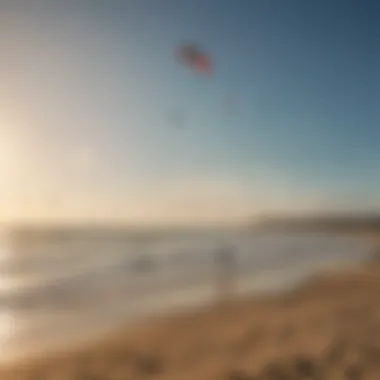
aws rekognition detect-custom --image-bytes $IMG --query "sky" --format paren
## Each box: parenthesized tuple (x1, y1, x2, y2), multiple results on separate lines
(0, 0, 379, 225)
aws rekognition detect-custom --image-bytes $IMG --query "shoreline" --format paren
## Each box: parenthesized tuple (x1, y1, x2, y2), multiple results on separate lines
(1, 234, 379, 379)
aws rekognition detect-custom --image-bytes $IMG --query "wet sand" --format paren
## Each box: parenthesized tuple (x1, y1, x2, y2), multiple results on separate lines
(1, 235, 380, 379)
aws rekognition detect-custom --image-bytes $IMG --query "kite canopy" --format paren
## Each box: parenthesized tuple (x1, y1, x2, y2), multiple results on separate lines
(170, 42, 238, 130)
(176, 43, 213, 74)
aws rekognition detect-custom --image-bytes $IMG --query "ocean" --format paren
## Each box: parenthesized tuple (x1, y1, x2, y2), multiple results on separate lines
(0, 227, 373, 361)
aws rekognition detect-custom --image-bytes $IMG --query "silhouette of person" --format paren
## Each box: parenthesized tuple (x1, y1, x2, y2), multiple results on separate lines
(216, 244, 236, 300)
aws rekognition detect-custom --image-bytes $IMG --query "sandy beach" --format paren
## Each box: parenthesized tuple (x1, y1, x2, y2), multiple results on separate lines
(1, 236, 380, 380)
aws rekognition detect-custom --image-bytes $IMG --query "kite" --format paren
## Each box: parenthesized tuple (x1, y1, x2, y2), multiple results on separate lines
(171, 42, 239, 129)
(176, 43, 213, 75)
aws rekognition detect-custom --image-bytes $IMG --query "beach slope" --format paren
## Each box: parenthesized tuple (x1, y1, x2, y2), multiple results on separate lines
(2, 253, 380, 379)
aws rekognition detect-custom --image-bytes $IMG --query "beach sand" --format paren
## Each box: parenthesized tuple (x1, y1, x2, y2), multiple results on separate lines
(1, 236, 380, 379)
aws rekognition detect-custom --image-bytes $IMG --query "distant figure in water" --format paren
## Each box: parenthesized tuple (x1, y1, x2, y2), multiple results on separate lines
(132, 237, 155, 274)
(133, 254, 154, 273)
(216, 244, 236, 301)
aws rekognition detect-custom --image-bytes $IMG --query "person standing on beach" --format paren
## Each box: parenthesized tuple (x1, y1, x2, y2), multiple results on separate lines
(216, 244, 236, 301)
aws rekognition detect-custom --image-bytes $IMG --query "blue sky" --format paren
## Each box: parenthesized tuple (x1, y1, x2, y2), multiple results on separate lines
(0, 0, 379, 224)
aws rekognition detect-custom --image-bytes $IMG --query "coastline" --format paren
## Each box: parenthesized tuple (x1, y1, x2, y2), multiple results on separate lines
(1, 234, 380, 379)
